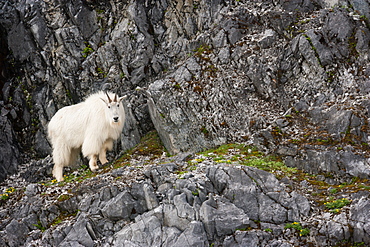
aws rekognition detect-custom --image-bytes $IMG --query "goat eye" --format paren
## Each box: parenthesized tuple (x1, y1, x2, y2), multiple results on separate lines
(108, 106, 111, 109)
(117, 104, 119, 107)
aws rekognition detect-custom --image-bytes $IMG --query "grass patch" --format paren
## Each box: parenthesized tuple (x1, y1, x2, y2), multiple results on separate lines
(199, 143, 297, 178)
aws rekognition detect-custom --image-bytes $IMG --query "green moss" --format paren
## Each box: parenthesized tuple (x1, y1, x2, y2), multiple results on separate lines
(199, 143, 249, 156)
(112, 130, 167, 169)
(241, 157, 298, 177)
(198, 144, 297, 178)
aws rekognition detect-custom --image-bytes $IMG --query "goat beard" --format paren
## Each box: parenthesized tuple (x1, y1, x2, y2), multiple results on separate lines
(111, 120, 122, 125)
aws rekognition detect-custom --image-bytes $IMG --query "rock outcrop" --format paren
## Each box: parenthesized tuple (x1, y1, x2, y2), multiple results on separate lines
(1, 0, 370, 181)
(1, 0, 370, 246)
(1, 143, 369, 246)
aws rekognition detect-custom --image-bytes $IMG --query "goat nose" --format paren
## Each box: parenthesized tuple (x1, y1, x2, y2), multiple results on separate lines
(113, 117, 119, 121)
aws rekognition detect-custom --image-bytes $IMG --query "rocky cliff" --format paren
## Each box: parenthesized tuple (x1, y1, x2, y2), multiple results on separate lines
(1, 0, 370, 246)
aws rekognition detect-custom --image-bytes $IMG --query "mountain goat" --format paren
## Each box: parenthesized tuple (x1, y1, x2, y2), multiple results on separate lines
(48, 91, 127, 182)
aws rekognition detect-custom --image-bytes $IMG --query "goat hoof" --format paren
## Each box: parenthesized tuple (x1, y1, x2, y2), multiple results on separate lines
(90, 166, 99, 172)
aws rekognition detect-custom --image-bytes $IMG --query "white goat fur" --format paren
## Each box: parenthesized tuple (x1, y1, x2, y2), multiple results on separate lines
(48, 91, 126, 182)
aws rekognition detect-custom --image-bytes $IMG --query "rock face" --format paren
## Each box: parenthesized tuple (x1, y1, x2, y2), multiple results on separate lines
(1, 0, 370, 246)
(0, 147, 369, 247)
(0, 114, 19, 182)
(1, 0, 370, 182)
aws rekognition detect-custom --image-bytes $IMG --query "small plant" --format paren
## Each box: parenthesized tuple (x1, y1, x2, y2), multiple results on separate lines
(285, 222, 302, 230)
(82, 45, 94, 58)
(188, 165, 197, 171)
(189, 158, 205, 164)
(33, 221, 47, 232)
(176, 170, 188, 177)
(329, 188, 338, 194)
(359, 184, 370, 190)
(285, 222, 310, 236)
(215, 158, 232, 164)
(96, 67, 107, 78)
(200, 126, 209, 136)
(50, 210, 80, 227)
(57, 194, 73, 202)
(192, 190, 199, 196)
(194, 44, 211, 56)
(299, 228, 310, 236)
(1, 187, 15, 200)
(324, 198, 351, 213)
(173, 83, 181, 90)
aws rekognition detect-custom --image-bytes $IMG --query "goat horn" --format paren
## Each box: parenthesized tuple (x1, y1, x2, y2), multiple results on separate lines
(114, 94, 117, 102)
(105, 91, 112, 103)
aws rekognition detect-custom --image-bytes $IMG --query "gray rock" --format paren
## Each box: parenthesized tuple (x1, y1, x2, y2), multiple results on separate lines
(25, 184, 41, 197)
(101, 191, 135, 221)
(163, 201, 193, 231)
(223, 230, 274, 247)
(0, 115, 19, 182)
(111, 209, 164, 246)
(207, 165, 310, 223)
(2, 0, 370, 246)
(59, 213, 96, 247)
(7, 21, 36, 61)
(170, 221, 209, 247)
(5, 219, 29, 247)
(130, 182, 159, 212)
(200, 196, 250, 241)
(350, 197, 370, 243)
(258, 29, 277, 49)
(144, 163, 178, 185)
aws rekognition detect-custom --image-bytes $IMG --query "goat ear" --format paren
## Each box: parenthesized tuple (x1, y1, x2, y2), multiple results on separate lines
(119, 95, 128, 102)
